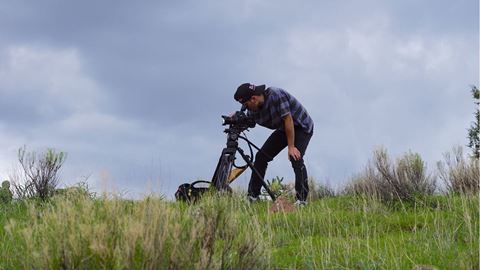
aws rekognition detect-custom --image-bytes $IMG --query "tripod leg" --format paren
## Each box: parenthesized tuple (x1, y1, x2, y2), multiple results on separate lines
(211, 154, 223, 189)
(211, 152, 234, 191)
(237, 147, 276, 201)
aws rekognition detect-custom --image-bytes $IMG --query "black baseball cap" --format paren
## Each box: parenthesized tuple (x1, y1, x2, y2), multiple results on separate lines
(234, 83, 266, 104)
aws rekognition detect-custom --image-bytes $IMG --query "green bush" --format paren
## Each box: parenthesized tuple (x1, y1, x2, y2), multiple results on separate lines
(0, 181, 13, 204)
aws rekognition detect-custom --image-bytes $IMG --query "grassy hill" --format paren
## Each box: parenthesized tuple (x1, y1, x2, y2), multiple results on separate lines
(0, 193, 478, 269)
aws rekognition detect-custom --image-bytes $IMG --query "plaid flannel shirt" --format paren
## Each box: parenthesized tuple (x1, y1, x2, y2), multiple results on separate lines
(247, 87, 314, 134)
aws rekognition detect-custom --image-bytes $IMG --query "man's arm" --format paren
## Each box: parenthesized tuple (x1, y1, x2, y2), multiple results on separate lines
(283, 114, 301, 161)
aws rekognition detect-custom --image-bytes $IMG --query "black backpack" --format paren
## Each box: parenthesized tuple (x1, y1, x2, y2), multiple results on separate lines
(175, 180, 211, 203)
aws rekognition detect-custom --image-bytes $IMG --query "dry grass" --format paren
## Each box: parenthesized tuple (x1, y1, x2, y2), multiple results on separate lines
(1, 194, 269, 269)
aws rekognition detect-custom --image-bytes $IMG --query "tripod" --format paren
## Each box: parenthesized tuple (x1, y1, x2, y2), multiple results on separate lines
(210, 124, 277, 201)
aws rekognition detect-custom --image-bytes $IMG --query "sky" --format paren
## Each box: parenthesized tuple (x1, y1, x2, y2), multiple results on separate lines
(0, 0, 478, 199)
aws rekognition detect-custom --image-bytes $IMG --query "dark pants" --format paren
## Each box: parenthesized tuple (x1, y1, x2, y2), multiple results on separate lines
(248, 127, 313, 201)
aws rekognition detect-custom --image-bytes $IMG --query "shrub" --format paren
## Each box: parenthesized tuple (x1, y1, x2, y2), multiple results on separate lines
(343, 164, 379, 198)
(261, 176, 335, 201)
(308, 177, 335, 200)
(14, 146, 67, 201)
(0, 181, 13, 204)
(437, 146, 479, 195)
(54, 181, 95, 199)
(375, 148, 436, 201)
(343, 147, 436, 203)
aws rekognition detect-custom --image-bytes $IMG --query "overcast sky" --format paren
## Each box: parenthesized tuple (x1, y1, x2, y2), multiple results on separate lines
(0, 0, 478, 198)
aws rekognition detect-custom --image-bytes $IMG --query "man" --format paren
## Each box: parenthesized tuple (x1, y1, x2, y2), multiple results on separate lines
(234, 83, 314, 206)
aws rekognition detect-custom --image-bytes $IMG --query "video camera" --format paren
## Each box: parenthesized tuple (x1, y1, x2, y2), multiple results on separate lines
(221, 110, 256, 131)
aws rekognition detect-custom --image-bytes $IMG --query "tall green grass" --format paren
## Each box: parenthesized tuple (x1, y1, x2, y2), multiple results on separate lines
(0, 193, 478, 269)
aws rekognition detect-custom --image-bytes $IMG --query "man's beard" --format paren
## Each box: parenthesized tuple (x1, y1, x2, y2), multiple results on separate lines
(257, 101, 264, 110)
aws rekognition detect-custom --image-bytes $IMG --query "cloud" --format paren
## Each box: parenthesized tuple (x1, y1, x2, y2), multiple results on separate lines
(0, 45, 107, 128)
(0, 42, 227, 195)
(246, 8, 477, 185)
(0, 1, 477, 198)
(0, 45, 110, 186)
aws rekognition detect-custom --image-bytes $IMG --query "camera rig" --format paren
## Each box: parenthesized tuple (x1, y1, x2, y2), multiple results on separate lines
(175, 106, 276, 203)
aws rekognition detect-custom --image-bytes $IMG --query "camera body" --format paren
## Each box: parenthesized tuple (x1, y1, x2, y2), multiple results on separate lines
(221, 110, 256, 131)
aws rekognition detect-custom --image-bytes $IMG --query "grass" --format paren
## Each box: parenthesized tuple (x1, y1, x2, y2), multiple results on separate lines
(261, 196, 478, 269)
(0, 193, 478, 269)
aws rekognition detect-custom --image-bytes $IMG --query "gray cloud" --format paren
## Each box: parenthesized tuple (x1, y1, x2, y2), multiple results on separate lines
(0, 0, 477, 198)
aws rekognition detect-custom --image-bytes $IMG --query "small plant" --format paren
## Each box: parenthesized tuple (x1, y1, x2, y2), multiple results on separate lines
(261, 176, 288, 198)
(0, 180, 13, 204)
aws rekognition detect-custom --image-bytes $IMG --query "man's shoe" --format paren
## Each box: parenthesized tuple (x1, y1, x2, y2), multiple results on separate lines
(247, 195, 259, 203)
(294, 200, 308, 207)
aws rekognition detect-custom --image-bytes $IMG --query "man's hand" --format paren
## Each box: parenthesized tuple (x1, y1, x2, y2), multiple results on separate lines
(288, 146, 301, 161)
(283, 114, 301, 161)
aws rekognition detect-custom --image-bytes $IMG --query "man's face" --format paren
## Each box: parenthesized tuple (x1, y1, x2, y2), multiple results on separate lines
(243, 95, 263, 111)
